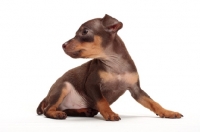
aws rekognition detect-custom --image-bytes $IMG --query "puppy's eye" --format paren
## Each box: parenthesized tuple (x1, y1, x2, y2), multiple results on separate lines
(82, 28, 88, 35)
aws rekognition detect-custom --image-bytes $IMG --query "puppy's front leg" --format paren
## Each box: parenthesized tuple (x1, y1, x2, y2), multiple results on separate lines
(129, 82, 183, 118)
(96, 97, 121, 121)
(85, 72, 121, 121)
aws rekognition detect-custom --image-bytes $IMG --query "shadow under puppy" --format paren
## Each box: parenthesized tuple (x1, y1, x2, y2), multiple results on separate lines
(37, 14, 183, 121)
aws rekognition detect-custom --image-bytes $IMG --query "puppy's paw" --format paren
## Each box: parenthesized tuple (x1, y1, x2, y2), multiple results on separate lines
(101, 111, 121, 121)
(55, 111, 67, 119)
(45, 111, 67, 119)
(156, 110, 183, 119)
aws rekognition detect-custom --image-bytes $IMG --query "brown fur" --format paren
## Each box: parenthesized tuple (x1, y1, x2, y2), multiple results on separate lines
(37, 14, 183, 121)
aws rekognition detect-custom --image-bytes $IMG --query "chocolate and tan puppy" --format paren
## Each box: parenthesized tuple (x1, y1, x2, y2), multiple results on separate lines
(37, 14, 183, 121)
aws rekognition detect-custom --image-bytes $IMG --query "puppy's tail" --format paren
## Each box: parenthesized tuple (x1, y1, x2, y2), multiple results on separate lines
(36, 98, 47, 115)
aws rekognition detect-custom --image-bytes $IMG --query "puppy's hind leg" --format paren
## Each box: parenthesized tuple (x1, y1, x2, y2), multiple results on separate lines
(44, 82, 70, 119)
(129, 82, 183, 118)
(37, 98, 47, 115)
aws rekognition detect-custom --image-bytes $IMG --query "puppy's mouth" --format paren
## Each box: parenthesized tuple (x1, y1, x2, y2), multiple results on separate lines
(65, 50, 83, 58)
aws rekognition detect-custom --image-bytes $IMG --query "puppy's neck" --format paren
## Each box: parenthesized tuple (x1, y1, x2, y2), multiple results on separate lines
(100, 35, 137, 74)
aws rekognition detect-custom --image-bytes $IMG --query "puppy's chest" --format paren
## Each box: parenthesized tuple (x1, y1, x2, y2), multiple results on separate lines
(99, 71, 138, 91)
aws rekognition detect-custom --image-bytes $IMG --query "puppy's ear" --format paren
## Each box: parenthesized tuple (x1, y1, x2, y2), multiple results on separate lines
(102, 14, 123, 33)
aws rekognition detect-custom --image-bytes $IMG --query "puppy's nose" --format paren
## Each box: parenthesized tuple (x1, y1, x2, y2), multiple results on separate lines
(62, 43, 66, 49)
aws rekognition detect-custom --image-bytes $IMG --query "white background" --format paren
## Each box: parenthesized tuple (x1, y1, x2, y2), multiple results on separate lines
(0, 0, 200, 131)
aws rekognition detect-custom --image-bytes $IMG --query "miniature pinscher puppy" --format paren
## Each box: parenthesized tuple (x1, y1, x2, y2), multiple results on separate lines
(37, 14, 183, 121)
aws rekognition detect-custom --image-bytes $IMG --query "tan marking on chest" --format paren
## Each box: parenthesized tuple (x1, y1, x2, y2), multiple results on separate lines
(99, 71, 139, 85)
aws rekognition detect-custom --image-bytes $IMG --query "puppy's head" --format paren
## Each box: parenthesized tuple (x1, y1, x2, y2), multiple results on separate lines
(62, 14, 123, 59)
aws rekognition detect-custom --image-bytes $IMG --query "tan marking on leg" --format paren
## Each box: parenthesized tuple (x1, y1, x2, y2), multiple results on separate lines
(138, 96, 183, 118)
(45, 87, 68, 119)
(97, 97, 120, 121)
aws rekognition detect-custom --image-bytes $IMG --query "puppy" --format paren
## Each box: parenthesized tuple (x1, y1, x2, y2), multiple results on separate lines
(37, 14, 183, 121)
